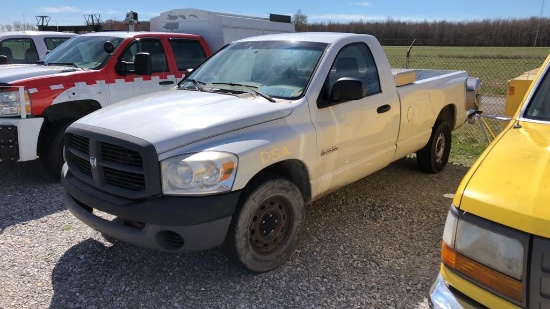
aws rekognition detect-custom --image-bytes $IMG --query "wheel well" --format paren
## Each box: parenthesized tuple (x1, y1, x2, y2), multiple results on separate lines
(37, 100, 102, 154)
(40, 100, 102, 124)
(437, 104, 456, 128)
(246, 160, 311, 204)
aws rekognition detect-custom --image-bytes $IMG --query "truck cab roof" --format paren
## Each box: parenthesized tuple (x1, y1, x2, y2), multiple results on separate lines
(237, 32, 377, 45)
(78, 31, 205, 39)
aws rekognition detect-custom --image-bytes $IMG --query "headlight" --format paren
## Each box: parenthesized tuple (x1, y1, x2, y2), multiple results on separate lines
(161, 151, 238, 195)
(0, 90, 31, 117)
(441, 209, 524, 302)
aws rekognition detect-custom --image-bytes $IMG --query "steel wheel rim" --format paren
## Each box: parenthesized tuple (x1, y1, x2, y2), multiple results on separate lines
(248, 196, 291, 254)
(435, 132, 446, 163)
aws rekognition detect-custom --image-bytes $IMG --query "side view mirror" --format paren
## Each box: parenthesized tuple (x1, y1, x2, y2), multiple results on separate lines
(104, 41, 115, 54)
(115, 61, 128, 76)
(134, 52, 152, 75)
(330, 78, 364, 102)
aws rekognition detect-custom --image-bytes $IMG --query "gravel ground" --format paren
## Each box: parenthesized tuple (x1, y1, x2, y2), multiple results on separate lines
(0, 158, 469, 309)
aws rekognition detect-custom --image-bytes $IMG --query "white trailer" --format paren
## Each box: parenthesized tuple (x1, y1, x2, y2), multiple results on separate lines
(150, 8, 295, 52)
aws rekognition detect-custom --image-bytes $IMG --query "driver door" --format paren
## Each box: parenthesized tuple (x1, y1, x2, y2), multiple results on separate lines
(311, 42, 400, 190)
(108, 38, 176, 104)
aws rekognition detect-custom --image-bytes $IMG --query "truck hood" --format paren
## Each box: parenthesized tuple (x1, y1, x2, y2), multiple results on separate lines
(77, 90, 294, 153)
(0, 64, 81, 83)
(459, 121, 550, 237)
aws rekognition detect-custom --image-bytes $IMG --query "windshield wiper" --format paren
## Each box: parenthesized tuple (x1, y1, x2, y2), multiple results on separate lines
(182, 79, 205, 92)
(211, 82, 275, 102)
(46, 62, 78, 68)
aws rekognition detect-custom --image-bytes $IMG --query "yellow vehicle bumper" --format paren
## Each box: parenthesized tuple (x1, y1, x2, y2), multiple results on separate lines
(429, 265, 521, 309)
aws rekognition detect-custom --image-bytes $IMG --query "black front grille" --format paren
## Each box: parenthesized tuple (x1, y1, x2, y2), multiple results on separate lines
(529, 236, 550, 308)
(64, 125, 161, 199)
(70, 134, 89, 155)
(101, 142, 143, 167)
(72, 154, 92, 176)
(104, 166, 145, 191)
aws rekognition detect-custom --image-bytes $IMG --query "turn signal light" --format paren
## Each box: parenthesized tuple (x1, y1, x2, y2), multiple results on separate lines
(442, 241, 522, 302)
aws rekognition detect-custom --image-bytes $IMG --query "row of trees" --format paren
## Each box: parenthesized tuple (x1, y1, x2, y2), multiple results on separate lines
(2, 12, 549, 47)
(0, 22, 37, 31)
(294, 10, 550, 47)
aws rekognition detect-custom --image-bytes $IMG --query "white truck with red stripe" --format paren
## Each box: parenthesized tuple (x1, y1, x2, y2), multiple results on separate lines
(0, 31, 211, 177)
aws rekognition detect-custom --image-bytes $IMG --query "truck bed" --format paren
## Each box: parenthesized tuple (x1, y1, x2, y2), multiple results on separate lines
(391, 69, 470, 159)
(391, 69, 468, 87)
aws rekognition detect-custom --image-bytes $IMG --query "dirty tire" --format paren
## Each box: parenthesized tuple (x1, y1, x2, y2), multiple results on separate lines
(222, 176, 305, 273)
(416, 121, 451, 174)
(38, 121, 72, 179)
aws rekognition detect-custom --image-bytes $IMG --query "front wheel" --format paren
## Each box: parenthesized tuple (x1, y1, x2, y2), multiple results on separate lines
(38, 121, 72, 179)
(222, 176, 305, 273)
(416, 121, 452, 173)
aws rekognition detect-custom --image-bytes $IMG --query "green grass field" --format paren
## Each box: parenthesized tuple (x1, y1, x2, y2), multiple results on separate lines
(383, 46, 550, 58)
(383, 46, 550, 166)
(384, 46, 549, 97)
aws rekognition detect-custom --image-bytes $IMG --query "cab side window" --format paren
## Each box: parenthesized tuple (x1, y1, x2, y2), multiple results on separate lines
(44, 37, 72, 51)
(120, 38, 168, 73)
(318, 43, 381, 106)
(169, 39, 207, 71)
(0, 38, 38, 64)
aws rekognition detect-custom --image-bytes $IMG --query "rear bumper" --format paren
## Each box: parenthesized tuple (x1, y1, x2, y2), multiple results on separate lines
(0, 117, 43, 162)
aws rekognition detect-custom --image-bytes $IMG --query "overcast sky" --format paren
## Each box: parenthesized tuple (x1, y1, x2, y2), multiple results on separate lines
(0, 0, 547, 26)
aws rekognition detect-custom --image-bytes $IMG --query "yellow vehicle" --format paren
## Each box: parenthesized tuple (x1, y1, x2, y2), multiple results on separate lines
(429, 54, 550, 308)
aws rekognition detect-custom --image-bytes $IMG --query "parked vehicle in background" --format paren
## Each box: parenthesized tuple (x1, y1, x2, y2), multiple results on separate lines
(430, 54, 550, 308)
(0, 31, 76, 64)
(150, 8, 295, 52)
(0, 31, 211, 177)
(61, 32, 480, 273)
(0, 9, 297, 178)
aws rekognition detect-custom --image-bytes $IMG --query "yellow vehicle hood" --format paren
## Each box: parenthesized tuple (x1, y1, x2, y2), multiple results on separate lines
(457, 122, 550, 237)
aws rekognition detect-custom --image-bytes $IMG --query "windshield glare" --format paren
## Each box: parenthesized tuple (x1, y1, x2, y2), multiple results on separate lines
(41, 36, 124, 69)
(181, 40, 327, 100)
(524, 69, 550, 122)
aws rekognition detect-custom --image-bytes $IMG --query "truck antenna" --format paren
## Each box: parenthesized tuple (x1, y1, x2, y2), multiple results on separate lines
(406, 39, 417, 69)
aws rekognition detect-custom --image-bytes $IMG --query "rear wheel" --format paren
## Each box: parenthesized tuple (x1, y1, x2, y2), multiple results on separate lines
(222, 176, 305, 273)
(416, 121, 451, 173)
(38, 121, 72, 179)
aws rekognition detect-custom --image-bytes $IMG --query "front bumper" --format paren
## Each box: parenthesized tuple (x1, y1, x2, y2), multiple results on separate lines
(62, 164, 241, 252)
(429, 272, 486, 309)
(0, 117, 43, 162)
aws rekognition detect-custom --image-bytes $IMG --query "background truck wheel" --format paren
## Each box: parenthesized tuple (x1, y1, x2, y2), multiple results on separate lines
(222, 176, 305, 273)
(416, 121, 451, 174)
(38, 121, 72, 179)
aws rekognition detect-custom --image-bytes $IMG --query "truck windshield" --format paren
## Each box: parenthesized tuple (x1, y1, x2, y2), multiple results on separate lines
(180, 40, 327, 100)
(524, 69, 550, 122)
(40, 36, 124, 70)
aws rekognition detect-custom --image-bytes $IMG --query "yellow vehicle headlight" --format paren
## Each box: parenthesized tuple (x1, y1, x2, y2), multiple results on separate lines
(441, 209, 524, 302)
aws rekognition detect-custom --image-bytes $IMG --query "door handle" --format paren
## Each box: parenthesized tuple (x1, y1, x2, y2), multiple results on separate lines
(159, 80, 174, 85)
(377, 104, 391, 113)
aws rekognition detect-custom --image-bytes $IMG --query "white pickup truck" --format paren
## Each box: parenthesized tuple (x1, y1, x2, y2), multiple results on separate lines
(0, 31, 76, 64)
(61, 32, 481, 272)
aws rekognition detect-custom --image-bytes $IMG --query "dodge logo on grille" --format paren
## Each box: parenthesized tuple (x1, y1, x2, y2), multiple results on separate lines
(90, 157, 97, 168)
